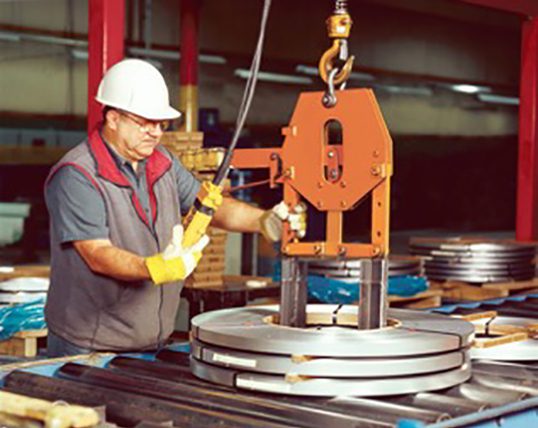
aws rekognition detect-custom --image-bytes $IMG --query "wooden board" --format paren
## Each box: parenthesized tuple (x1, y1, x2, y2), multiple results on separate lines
(161, 131, 203, 154)
(0, 146, 67, 165)
(0, 329, 47, 357)
(185, 278, 225, 288)
(194, 262, 226, 274)
(0, 352, 114, 372)
(0, 265, 50, 280)
(198, 256, 226, 265)
(482, 277, 538, 291)
(251, 289, 442, 309)
(430, 278, 538, 301)
(388, 289, 443, 309)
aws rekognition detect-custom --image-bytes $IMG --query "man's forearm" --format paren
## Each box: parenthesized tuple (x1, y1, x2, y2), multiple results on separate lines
(73, 239, 151, 282)
(211, 197, 264, 233)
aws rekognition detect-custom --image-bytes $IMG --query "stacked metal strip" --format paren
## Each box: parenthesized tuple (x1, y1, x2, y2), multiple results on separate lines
(308, 255, 422, 282)
(410, 237, 536, 283)
(0, 278, 49, 305)
(189, 304, 473, 396)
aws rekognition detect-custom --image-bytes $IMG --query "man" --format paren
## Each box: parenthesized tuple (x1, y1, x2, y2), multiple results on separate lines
(44, 59, 304, 357)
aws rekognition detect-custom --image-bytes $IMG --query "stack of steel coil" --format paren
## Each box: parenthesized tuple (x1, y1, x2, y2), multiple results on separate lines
(0, 278, 48, 305)
(190, 305, 473, 397)
(308, 255, 422, 282)
(410, 237, 536, 283)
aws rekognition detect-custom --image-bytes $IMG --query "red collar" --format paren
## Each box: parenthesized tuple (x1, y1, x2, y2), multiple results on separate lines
(88, 129, 172, 188)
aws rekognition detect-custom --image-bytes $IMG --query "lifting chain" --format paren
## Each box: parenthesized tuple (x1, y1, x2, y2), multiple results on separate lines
(319, 0, 355, 107)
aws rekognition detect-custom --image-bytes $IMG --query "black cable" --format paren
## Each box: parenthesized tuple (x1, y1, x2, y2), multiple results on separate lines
(213, 0, 272, 186)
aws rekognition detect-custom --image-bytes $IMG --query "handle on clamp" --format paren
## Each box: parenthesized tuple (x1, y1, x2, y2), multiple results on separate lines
(182, 181, 223, 248)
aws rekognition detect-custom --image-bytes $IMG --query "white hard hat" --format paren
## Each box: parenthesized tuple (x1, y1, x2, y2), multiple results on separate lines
(95, 58, 181, 120)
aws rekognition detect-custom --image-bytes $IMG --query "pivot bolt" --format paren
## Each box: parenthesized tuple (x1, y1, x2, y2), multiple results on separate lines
(371, 164, 381, 176)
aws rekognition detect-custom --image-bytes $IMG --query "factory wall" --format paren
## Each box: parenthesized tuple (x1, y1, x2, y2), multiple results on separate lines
(0, 0, 520, 137)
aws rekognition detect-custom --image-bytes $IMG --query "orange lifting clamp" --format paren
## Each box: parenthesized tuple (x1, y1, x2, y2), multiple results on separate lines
(280, 90, 392, 258)
(231, 89, 393, 259)
(230, 1, 392, 260)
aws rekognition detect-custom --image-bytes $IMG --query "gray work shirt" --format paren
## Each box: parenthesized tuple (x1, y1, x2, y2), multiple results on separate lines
(46, 141, 200, 243)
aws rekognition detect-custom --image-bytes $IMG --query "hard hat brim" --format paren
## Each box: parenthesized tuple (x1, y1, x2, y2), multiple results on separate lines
(95, 97, 182, 121)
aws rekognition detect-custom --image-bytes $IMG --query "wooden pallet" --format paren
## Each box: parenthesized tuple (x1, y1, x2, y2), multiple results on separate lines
(388, 289, 443, 309)
(0, 390, 100, 427)
(0, 265, 50, 281)
(161, 131, 203, 154)
(455, 311, 538, 349)
(0, 352, 114, 373)
(0, 329, 47, 357)
(430, 277, 538, 301)
(186, 226, 228, 288)
(247, 289, 442, 309)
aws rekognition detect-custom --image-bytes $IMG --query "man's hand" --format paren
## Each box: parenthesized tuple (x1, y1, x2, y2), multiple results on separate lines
(145, 224, 209, 285)
(259, 201, 307, 242)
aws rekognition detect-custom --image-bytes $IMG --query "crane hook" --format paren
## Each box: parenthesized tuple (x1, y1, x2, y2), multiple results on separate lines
(318, 40, 355, 86)
(318, 9, 354, 86)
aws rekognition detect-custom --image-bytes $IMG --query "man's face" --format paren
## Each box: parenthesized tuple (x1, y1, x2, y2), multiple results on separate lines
(106, 110, 170, 162)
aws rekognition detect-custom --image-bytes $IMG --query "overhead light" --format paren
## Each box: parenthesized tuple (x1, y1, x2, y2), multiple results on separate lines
(375, 84, 433, 97)
(128, 47, 226, 65)
(71, 49, 88, 61)
(0, 31, 21, 42)
(129, 47, 179, 60)
(477, 93, 519, 106)
(235, 69, 313, 85)
(295, 64, 319, 76)
(199, 53, 227, 65)
(450, 84, 491, 94)
(295, 64, 375, 81)
(348, 71, 375, 81)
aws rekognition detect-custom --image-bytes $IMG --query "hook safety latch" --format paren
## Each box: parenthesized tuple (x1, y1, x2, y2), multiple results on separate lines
(318, 12, 355, 86)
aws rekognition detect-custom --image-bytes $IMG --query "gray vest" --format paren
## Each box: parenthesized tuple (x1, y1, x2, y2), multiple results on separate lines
(45, 130, 183, 351)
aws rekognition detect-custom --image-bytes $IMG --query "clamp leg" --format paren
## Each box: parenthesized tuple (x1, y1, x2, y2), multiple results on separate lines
(358, 258, 388, 329)
(279, 257, 307, 327)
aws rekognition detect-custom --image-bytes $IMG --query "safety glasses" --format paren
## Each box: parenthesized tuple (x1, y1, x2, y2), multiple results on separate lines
(118, 110, 171, 133)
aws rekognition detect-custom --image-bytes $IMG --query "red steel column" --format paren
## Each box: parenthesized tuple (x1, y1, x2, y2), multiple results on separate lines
(517, 17, 538, 241)
(87, 0, 125, 132)
(179, 0, 199, 132)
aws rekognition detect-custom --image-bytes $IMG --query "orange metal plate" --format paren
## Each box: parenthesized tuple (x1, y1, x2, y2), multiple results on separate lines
(281, 89, 392, 212)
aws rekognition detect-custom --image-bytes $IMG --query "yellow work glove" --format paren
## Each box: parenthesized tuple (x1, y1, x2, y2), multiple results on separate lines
(145, 224, 210, 285)
(259, 201, 307, 242)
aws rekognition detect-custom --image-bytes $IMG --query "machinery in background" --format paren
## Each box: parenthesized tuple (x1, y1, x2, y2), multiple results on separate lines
(410, 237, 536, 283)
